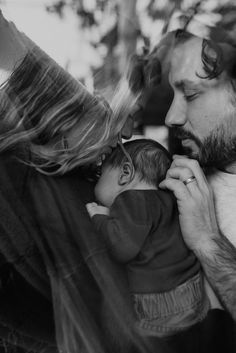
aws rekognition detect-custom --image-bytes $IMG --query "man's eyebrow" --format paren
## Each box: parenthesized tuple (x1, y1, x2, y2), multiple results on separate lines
(174, 80, 201, 89)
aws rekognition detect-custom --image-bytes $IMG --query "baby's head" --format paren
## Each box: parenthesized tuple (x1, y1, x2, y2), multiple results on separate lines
(95, 138, 172, 207)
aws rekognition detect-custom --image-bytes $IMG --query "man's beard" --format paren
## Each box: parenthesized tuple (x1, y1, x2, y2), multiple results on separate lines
(173, 126, 236, 169)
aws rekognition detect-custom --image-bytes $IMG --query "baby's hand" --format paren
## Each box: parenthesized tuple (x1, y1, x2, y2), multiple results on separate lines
(86, 202, 110, 217)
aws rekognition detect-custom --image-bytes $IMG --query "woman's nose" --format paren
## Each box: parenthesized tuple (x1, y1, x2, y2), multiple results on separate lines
(121, 116, 134, 140)
(165, 97, 187, 127)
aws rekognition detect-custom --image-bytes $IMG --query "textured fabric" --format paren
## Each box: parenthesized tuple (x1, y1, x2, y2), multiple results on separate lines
(93, 189, 200, 293)
(0, 150, 156, 353)
(165, 309, 236, 353)
(0, 150, 56, 352)
(133, 272, 210, 337)
(0, 10, 28, 86)
(207, 168, 236, 246)
(206, 169, 236, 308)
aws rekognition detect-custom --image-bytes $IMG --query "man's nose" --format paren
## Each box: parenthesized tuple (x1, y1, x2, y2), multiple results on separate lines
(165, 98, 187, 127)
(121, 116, 134, 140)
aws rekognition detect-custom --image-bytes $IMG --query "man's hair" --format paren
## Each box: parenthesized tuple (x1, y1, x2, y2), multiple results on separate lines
(104, 138, 172, 187)
(175, 29, 236, 85)
(175, 29, 224, 80)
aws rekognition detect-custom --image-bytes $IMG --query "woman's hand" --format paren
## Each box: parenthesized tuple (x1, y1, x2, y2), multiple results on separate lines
(86, 202, 110, 218)
(159, 155, 219, 252)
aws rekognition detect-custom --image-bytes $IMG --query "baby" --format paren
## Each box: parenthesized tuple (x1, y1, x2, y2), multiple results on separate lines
(86, 138, 210, 337)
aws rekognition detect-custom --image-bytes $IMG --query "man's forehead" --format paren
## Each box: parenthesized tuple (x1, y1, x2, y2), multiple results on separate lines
(169, 36, 204, 83)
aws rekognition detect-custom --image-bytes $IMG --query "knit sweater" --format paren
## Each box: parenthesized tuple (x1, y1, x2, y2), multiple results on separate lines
(93, 189, 200, 293)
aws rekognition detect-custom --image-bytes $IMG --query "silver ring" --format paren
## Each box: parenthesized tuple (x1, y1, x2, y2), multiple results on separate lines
(183, 176, 196, 185)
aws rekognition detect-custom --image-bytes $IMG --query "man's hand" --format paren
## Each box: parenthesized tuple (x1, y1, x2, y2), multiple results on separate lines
(159, 155, 219, 252)
(159, 155, 236, 320)
(86, 202, 110, 218)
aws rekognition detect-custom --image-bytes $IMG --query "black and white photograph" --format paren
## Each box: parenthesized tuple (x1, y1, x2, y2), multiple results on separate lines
(0, 0, 235, 352)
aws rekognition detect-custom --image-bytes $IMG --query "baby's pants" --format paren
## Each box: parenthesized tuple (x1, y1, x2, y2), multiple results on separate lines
(132, 272, 210, 337)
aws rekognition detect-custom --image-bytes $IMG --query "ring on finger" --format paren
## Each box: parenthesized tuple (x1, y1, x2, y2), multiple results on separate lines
(183, 176, 196, 186)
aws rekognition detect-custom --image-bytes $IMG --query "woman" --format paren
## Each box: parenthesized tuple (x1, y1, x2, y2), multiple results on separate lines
(0, 10, 169, 353)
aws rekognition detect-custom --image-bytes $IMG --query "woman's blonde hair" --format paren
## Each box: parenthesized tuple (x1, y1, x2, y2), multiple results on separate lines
(0, 45, 139, 175)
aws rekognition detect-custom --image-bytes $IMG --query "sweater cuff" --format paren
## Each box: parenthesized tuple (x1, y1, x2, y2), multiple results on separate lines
(91, 214, 109, 231)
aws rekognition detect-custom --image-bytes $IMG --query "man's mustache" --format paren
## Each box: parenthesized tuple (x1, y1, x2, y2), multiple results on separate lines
(172, 127, 202, 147)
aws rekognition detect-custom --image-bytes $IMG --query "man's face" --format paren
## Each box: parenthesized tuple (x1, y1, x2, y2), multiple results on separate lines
(165, 36, 236, 168)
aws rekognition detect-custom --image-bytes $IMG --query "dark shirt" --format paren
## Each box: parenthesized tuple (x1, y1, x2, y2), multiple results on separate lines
(0, 149, 153, 353)
(93, 189, 200, 293)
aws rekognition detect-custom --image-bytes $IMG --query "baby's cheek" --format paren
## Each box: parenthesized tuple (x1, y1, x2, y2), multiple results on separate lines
(94, 182, 102, 202)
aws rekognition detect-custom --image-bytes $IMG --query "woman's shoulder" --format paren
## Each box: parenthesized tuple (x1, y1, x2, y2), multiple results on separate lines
(31, 167, 96, 207)
(0, 146, 31, 193)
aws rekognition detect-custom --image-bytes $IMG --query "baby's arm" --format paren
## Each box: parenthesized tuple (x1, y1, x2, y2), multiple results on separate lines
(86, 192, 154, 263)
(86, 202, 110, 217)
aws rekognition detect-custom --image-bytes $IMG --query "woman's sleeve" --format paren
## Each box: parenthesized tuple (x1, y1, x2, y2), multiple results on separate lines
(0, 10, 29, 86)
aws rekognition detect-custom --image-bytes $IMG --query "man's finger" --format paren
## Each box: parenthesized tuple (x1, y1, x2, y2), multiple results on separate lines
(166, 167, 199, 195)
(166, 166, 194, 180)
(171, 157, 208, 187)
(159, 178, 190, 202)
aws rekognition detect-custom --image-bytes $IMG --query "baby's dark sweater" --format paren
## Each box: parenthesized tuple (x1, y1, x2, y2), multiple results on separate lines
(92, 189, 200, 294)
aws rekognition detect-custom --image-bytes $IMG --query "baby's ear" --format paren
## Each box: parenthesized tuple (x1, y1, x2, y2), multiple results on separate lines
(118, 162, 133, 186)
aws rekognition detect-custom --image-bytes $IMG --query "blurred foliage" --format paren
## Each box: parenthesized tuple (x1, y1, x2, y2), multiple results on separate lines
(45, 0, 236, 61)
(46, 0, 115, 26)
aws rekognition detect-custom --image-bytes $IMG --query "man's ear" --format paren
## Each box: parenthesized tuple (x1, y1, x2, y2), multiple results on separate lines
(118, 162, 133, 186)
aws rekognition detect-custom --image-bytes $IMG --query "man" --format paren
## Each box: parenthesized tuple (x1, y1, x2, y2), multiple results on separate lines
(125, 29, 236, 352)
(159, 29, 236, 321)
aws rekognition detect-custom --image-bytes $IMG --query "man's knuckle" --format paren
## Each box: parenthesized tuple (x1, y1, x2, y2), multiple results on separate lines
(190, 159, 199, 169)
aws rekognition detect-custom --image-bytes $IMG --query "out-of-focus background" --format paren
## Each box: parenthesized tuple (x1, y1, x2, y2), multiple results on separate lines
(1, 0, 236, 148)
